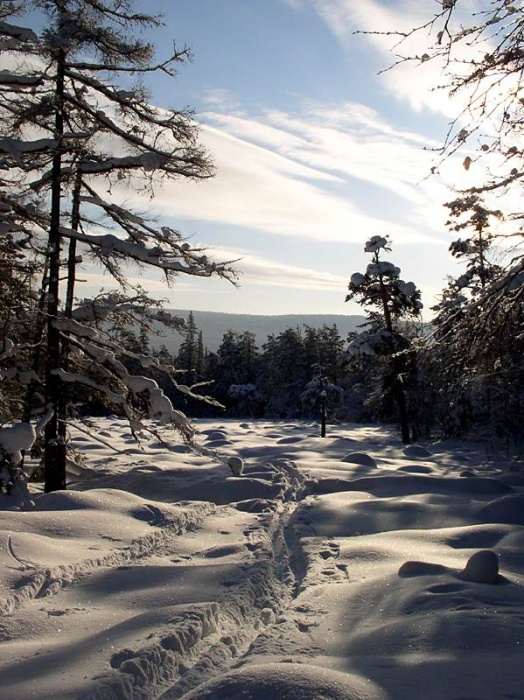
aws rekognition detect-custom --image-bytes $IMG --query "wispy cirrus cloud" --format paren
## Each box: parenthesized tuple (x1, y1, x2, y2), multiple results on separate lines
(148, 118, 428, 246)
(301, 0, 479, 117)
(235, 104, 437, 203)
(144, 98, 453, 247)
(78, 94, 462, 314)
(76, 249, 351, 316)
(211, 247, 347, 291)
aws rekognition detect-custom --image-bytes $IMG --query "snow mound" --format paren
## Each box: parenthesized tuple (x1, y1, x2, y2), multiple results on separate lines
(398, 560, 449, 577)
(350, 272, 366, 287)
(277, 436, 303, 445)
(205, 439, 233, 448)
(304, 491, 470, 537)
(403, 444, 432, 459)
(397, 465, 434, 474)
(478, 494, 524, 525)
(32, 488, 149, 513)
(0, 421, 36, 454)
(228, 456, 244, 476)
(178, 663, 389, 700)
(399, 548, 502, 585)
(341, 452, 377, 468)
(463, 549, 500, 584)
(203, 431, 228, 440)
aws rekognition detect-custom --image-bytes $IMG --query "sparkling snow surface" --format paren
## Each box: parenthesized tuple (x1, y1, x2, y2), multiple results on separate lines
(1, 418, 523, 700)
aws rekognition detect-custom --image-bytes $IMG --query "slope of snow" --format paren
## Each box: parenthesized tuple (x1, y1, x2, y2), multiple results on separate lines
(0, 417, 522, 700)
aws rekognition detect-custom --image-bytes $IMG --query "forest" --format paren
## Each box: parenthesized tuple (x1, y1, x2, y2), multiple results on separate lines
(117, 219, 523, 447)
(0, 0, 523, 497)
(1, 3, 524, 700)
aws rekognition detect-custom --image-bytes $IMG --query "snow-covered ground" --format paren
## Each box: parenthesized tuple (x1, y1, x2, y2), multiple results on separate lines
(1, 417, 523, 700)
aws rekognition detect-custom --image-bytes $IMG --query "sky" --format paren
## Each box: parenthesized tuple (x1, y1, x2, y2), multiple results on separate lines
(31, 0, 481, 317)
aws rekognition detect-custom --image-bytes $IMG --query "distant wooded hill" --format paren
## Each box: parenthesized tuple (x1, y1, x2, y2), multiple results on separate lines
(151, 310, 366, 355)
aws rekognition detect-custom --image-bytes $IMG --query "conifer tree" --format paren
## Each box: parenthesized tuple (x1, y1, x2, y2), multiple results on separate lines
(0, 2, 235, 491)
(177, 312, 200, 383)
(365, 2, 524, 439)
(260, 328, 308, 418)
(430, 195, 522, 437)
(346, 236, 422, 443)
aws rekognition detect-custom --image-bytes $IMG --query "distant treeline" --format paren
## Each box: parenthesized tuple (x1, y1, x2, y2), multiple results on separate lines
(111, 309, 523, 445)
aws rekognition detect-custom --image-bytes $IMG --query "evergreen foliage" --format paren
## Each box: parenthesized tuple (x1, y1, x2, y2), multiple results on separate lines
(345, 236, 423, 443)
(355, 1, 524, 445)
(428, 196, 523, 438)
(0, 1, 235, 491)
(1, 0, 523, 499)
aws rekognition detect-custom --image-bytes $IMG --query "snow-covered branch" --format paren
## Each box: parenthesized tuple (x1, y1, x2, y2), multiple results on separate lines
(59, 225, 236, 280)
(0, 21, 38, 44)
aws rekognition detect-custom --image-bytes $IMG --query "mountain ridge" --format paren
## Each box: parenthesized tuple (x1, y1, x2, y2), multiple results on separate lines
(152, 309, 365, 354)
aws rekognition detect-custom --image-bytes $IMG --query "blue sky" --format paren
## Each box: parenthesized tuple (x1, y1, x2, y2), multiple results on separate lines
(35, 1, 480, 316)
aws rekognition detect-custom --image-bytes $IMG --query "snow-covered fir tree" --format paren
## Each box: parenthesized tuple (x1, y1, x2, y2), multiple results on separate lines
(429, 196, 523, 438)
(346, 235, 422, 443)
(363, 1, 524, 441)
(0, 1, 236, 492)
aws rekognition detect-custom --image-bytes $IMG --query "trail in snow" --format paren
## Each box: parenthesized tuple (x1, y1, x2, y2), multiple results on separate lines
(1, 445, 312, 700)
(1, 417, 523, 700)
(79, 461, 310, 700)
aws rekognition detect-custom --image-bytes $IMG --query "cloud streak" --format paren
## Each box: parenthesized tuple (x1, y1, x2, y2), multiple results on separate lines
(74, 250, 355, 319)
(306, 0, 478, 116)
(136, 98, 451, 248)
(212, 247, 348, 291)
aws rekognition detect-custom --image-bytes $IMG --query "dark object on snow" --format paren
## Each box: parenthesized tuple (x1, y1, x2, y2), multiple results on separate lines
(463, 549, 499, 584)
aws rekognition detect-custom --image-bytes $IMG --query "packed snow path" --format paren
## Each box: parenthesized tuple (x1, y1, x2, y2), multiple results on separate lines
(0, 422, 313, 700)
(1, 418, 523, 700)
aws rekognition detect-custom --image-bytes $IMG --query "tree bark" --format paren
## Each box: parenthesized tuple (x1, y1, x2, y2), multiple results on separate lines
(56, 170, 82, 460)
(394, 374, 411, 444)
(376, 255, 411, 444)
(44, 45, 67, 493)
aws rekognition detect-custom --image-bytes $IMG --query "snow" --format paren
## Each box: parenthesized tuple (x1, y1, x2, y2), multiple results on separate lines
(53, 317, 98, 339)
(350, 272, 366, 287)
(0, 421, 36, 465)
(364, 235, 388, 253)
(176, 663, 388, 700)
(227, 456, 244, 476)
(508, 269, 524, 291)
(0, 136, 58, 165)
(367, 261, 400, 278)
(0, 338, 16, 360)
(78, 195, 147, 226)
(398, 280, 417, 297)
(0, 71, 41, 88)
(347, 328, 391, 356)
(79, 152, 167, 174)
(0, 417, 523, 700)
(0, 21, 38, 43)
(59, 227, 221, 277)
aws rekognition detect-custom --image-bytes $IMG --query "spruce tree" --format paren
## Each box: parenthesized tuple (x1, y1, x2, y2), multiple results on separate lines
(177, 312, 200, 383)
(346, 236, 422, 443)
(430, 196, 522, 438)
(0, 2, 235, 491)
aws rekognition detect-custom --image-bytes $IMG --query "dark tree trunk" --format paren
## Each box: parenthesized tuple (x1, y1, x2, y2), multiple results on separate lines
(56, 171, 82, 454)
(377, 259, 412, 445)
(22, 260, 49, 423)
(320, 399, 327, 438)
(65, 170, 81, 317)
(44, 45, 66, 493)
(395, 378, 411, 444)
